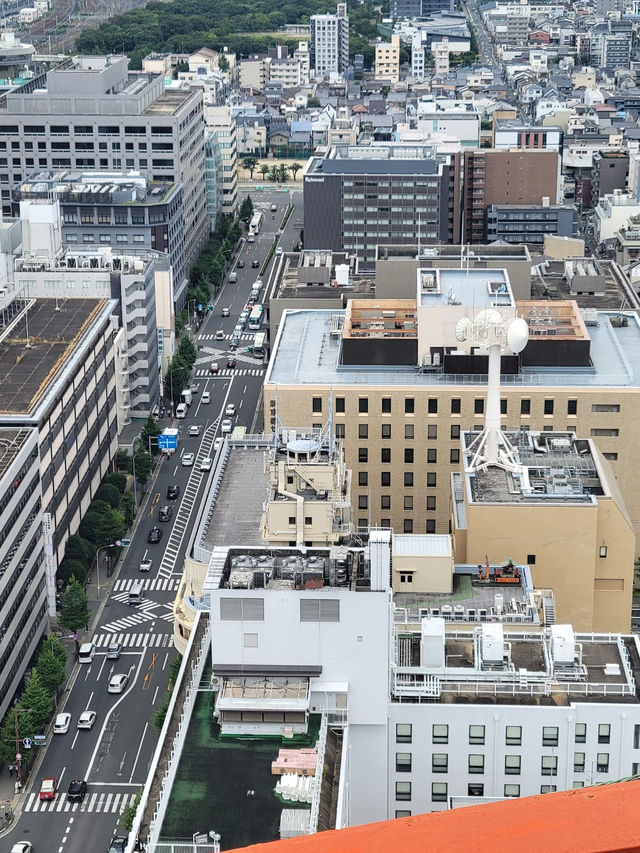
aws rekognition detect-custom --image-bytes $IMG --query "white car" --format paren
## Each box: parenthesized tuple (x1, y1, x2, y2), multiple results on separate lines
(215, 330, 225, 340)
(108, 674, 129, 694)
(182, 452, 195, 466)
(275, 246, 283, 255)
(54, 712, 71, 734)
(225, 403, 236, 417)
(201, 391, 211, 404)
(221, 419, 232, 434)
(11, 843, 33, 853)
(240, 310, 249, 323)
(214, 437, 223, 452)
(77, 710, 97, 730)
(200, 457, 213, 471)
(139, 558, 152, 572)
(222, 307, 230, 317)
(189, 425, 200, 436)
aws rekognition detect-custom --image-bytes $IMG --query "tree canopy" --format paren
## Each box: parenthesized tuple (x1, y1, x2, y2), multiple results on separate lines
(59, 576, 90, 632)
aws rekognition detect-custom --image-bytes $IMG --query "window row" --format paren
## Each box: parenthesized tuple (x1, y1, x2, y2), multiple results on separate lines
(324, 397, 587, 417)
(396, 722, 612, 746)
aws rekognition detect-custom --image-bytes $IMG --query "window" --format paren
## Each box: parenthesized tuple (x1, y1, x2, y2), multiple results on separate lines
(451, 424, 460, 439)
(505, 755, 521, 775)
(426, 519, 436, 533)
(335, 397, 345, 413)
(428, 398, 438, 414)
(399, 572, 413, 584)
(312, 397, 322, 413)
(468, 783, 484, 797)
(396, 752, 412, 772)
(395, 781, 411, 801)
(433, 724, 448, 744)
(381, 424, 391, 439)
(574, 752, 585, 772)
(634, 725, 640, 749)
(299, 599, 340, 622)
(592, 403, 620, 413)
(575, 724, 587, 744)
(527, 554, 536, 565)
(567, 399, 577, 416)
(598, 724, 611, 744)
(427, 473, 437, 487)
(541, 756, 557, 776)
(450, 449, 460, 464)
(359, 424, 368, 439)
(403, 519, 413, 533)
(382, 448, 391, 463)
(451, 398, 461, 414)
(381, 398, 391, 413)
(597, 753, 609, 772)
(404, 496, 413, 510)
(540, 785, 557, 794)
(405, 398, 414, 414)
(427, 424, 437, 440)
(429, 752, 448, 773)
(504, 784, 520, 798)
(506, 726, 522, 746)
(358, 472, 368, 486)
(425, 449, 436, 464)
(468, 754, 484, 774)
(543, 727, 559, 747)
(358, 495, 368, 510)
(243, 633, 258, 648)
(521, 398, 531, 415)
(544, 399, 554, 415)
(404, 448, 414, 463)
(335, 424, 345, 439)
(405, 424, 414, 439)
(381, 495, 390, 509)
(474, 398, 484, 415)
(500, 399, 507, 415)
(358, 448, 368, 463)
(591, 428, 619, 437)
(358, 398, 368, 413)
(427, 496, 436, 511)
(573, 781, 584, 789)
(469, 725, 485, 745)
(220, 598, 264, 621)
(396, 723, 412, 743)
(431, 782, 447, 802)
(381, 472, 391, 487)
(404, 472, 413, 487)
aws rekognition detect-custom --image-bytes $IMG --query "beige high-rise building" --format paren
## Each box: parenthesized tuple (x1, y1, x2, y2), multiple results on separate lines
(375, 35, 401, 83)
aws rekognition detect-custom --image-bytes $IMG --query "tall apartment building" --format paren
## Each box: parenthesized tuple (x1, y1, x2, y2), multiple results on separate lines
(392, 0, 454, 16)
(310, 3, 349, 78)
(204, 106, 238, 217)
(486, 203, 577, 245)
(0, 55, 207, 308)
(591, 151, 629, 204)
(375, 35, 401, 83)
(303, 145, 462, 270)
(463, 149, 560, 242)
(601, 34, 631, 74)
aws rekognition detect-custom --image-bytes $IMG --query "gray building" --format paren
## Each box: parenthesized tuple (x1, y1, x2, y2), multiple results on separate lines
(591, 151, 629, 204)
(390, 0, 454, 17)
(15, 171, 186, 302)
(601, 35, 631, 75)
(486, 203, 578, 245)
(303, 146, 462, 270)
(0, 55, 207, 308)
(310, 3, 350, 77)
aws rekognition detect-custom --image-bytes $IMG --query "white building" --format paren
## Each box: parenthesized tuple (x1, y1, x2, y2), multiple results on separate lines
(594, 190, 640, 243)
(310, 3, 349, 78)
(204, 106, 238, 216)
(415, 97, 480, 148)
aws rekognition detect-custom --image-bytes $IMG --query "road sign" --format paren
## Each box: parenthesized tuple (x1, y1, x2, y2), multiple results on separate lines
(22, 738, 31, 749)
(158, 433, 178, 452)
(34, 735, 46, 746)
(121, 538, 131, 547)
(115, 540, 122, 547)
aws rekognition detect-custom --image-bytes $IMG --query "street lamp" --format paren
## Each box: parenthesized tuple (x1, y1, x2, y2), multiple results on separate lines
(96, 544, 116, 595)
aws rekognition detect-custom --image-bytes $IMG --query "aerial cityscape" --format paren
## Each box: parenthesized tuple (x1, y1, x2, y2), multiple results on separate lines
(0, 0, 639, 850)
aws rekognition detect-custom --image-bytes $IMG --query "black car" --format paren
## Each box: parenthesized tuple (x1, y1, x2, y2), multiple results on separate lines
(167, 483, 180, 500)
(108, 838, 126, 853)
(158, 504, 173, 522)
(147, 526, 163, 544)
(68, 779, 87, 802)
(252, 259, 260, 268)
(226, 356, 237, 369)
(237, 259, 245, 268)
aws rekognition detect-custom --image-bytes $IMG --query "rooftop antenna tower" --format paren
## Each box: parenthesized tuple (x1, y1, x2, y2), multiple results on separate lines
(455, 310, 529, 474)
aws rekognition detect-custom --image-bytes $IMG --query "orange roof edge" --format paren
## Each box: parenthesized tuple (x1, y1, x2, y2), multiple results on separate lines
(228, 780, 640, 853)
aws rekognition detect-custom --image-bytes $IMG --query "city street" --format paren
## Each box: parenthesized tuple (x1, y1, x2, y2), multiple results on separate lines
(2, 189, 296, 853)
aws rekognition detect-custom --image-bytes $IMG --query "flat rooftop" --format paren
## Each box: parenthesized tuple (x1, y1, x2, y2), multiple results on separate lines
(0, 297, 107, 415)
(344, 299, 416, 339)
(16, 170, 179, 206)
(266, 308, 640, 388)
(419, 268, 514, 308)
(143, 87, 194, 115)
(376, 243, 531, 262)
(306, 156, 440, 176)
(517, 300, 589, 341)
(0, 427, 34, 479)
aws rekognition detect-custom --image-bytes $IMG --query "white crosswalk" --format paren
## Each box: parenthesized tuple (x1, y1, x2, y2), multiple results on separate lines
(100, 607, 174, 632)
(198, 332, 254, 341)
(93, 632, 173, 649)
(113, 577, 180, 592)
(25, 791, 136, 814)
(195, 367, 264, 377)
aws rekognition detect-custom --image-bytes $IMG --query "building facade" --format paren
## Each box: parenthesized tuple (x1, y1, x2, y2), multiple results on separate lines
(486, 203, 577, 245)
(310, 3, 349, 78)
(375, 35, 401, 83)
(205, 106, 238, 217)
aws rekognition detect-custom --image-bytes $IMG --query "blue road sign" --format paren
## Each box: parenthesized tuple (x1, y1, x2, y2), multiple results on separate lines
(158, 433, 178, 451)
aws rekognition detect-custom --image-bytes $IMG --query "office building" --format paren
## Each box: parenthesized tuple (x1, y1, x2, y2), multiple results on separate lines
(463, 149, 560, 242)
(0, 55, 207, 308)
(375, 35, 401, 83)
(486, 203, 577, 245)
(204, 106, 238, 217)
(204, 130, 223, 231)
(303, 146, 462, 270)
(591, 151, 629, 204)
(391, 0, 454, 16)
(310, 3, 349, 78)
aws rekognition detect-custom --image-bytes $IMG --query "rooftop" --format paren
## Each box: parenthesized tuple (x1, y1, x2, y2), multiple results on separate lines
(0, 427, 35, 479)
(343, 299, 417, 340)
(376, 243, 532, 262)
(142, 87, 195, 115)
(15, 170, 180, 206)
(418, 268, 514, 308)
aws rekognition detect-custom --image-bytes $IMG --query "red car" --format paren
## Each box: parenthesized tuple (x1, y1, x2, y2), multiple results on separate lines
(39, 777, 58, 801)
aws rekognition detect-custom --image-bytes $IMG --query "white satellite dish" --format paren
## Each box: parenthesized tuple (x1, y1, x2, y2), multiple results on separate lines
(455, 316, 472, 342)
(474, 308, 502, 327)
(507, 317, 529, 354)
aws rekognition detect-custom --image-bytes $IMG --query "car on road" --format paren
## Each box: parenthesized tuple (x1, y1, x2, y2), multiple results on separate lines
(167, 483, 180, 500)
(139, 558, 152, 572)
(240, 310, 249, 323)
(158, 504, 173, 522)
(54, 712, 71, 734)
(210, 362, 219, 374)
(107, 641, 122, 660)
(182, 452, 195, 467)
(108, 838, 127, 853)
(108, 673, 129, 694)
(214, 437, 223, 452)
(202, 391, 211, 403)
(222, 307, 230, 317)
(271, 203, 278, 211)
(237, 259, 245, 268)
(39, 777, 58, 801)
(226, 356, 236, 369)
(275, 246, 283, 255)
(67, 779, 88, 802)
(190, 383, 199, 394)
(147, 526, 163, 544)
(215, 329, 225, 340)
(189, 425, 200, 437)
(225, 403, 236, 417)
(229, 336, 240, 350)
(221, 419, 233, 434)
(11, 843, 33, 853)
(246, 295, 256, 307)
(252, 259, 260, 268)
(77, 710, 97, 730)
(234, 321, 245, 335)
(200, 457, 213, 471)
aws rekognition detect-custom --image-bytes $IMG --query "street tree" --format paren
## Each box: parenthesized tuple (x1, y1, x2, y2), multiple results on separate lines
(35, 649, 65, 697)
(42, 635, 67, 669)
(177, 336, 197, 369)
(290, 162, 301, 181)
(59, 576, 90, 633)
(21, 670, 53, 730)
(277, 163, 289, 184)
(0, 706, 36, 764)
(239, 195, 254, 222)
(133, 450, 153, 484)
(242, 157, 258, 180)
(260, 164, 270, 182)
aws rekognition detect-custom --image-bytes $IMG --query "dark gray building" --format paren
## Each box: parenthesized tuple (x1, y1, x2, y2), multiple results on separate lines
(391, 0, 454, 18)
(303, 146, 462, 270)
(486, 203, 577, 245)
(591, 151, 629, 205)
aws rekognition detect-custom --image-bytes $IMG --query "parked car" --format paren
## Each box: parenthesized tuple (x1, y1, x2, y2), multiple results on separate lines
(221, 419, 233, 434)
(147, 526, 162, 544)
(210, 362, 219, 374)
(200, 457, 213, 471)
(108, 838, 127, 853)
(222, 307, 230, 317)
(189, 425, 200, 437)
(54, 712, 71, 735)
(158, 504, 173, 522)
(252, 259, 260, 268)
(67, 779, 88, 802)
(225, 403, 236, 417)
(226, 357, 236, 369)
(237, 259, 245, 268)
(167, 483, 180, 500)
(139, 558, 152, 572)
(39, 777, 58, 801)
(108, 674, 128, 694)
(182, 452, 195, 467)
(77, 710, 97, 730)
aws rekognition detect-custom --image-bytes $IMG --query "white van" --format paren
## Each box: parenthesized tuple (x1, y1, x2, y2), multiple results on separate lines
(128, 579, 145, 606)
(201, 391, 211, 403)
(78, 642, 96, 663)
(228, 272, 237, 283)
(176, 402, 188, 418)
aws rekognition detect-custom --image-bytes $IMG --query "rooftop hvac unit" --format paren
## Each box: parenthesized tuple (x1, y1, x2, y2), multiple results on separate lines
(550, 438, 571, 451)
(420, 617, 445, 668)
(551, 624, 575, 664)
(433, 353, 441, 366)
(423, 353, 432, 366)
(481, 624, 504, 664)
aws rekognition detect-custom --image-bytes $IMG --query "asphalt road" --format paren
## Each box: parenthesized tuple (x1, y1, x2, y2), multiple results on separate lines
(5, 189, 296, 853)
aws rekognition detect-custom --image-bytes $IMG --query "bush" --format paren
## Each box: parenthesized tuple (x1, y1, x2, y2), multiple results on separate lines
(122, 787, 143, 832)
(58, 558, 88, 587)
(94, 483, 121, 508)
(103, 472, 127, 493)
(64, 534, 95, 567)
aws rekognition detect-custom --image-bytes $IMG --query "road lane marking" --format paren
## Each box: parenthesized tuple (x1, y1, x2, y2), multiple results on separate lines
(129, 722, 149, 784)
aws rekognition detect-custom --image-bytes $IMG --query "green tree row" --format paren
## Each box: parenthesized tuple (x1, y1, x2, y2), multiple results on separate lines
(151, 654, 183, 733)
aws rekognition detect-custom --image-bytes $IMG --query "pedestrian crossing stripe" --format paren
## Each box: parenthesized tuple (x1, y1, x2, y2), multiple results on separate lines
(92, 632, 173, 649)
(198, 333, 254, 341)
(113, 577, 180, 592)
(24, 791, 137, 813)
(100, 610, 174, 632)
(194, 368, 264, 377)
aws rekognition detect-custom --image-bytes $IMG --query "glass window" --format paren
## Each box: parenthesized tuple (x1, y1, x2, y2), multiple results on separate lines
(541, 756, 557, 776)
(427, 449, 437, 463)
(468, 754, 484, 774)
(312, 397, 322, 413)
(521, 398, 531, 415)
(474, 398, 484, 415)
(358, 424, 368, 439)
(395, 810, 411, 818)
(405, 424, 414, 439)
(335, 424, 345, 439)
(451, 398, 461, 414)
(468, 783, 484, 797)
(574, 752, 585, 772)
(381, 472, 391, 486)
(335, 397, 345, 413)
(381, 398, 391, 413)
(598, 724, 611, 744)
(382, 448, 391, 463)
(427, 496, 436, 511)
(427, 424, 437, 440)
(450, 449, 460, 463)
(405, 449, 414, 463)
(396, 723, 412, 743)
(543, 727, 559, 747)
(358, 448, 368, 463)
(432, 753, 448, 773)
(427, 473, 437, 487)
(433, 724, 448, 744)
(597, 753, 609, 772)
(431, 782, 447, 802)
(506, 726, 522, 746)
(505, 755, 521, 775)
(504, 784, 520, 797)
(451, 424, 460, 439)
(469, 725, 485, 745)
(396, 752, 412, 772)
(404, 472, 413, 487)
(544, 399, 554, 415)
(395, 781, 411, 801)
(358, 472, 368, 486)
(568, 399, 577, 416)
(428, 398, 438, 414)
(405, 398, 414, 414)
(382, 424, 391, 439)
(540, 785, 557, 794)
(358, 398, 368, 413)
